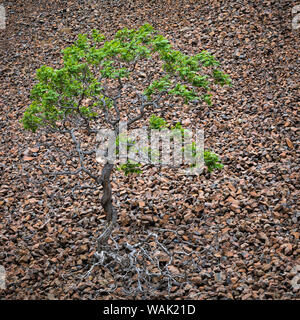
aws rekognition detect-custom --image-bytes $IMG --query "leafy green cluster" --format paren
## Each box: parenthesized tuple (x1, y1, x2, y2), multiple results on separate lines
(185, 148, 223, 172)
(117, 160, 142, 176)
(149, 114, 168, 129)
(143, 42, 232, 104)
(115, 134, 136, 154)
(22, 24, 231, 132)
(181, 136, 223, 172)
(22, 59, 102, 132)
(117, 116, 224, 175)
(203, 150, 224, 172)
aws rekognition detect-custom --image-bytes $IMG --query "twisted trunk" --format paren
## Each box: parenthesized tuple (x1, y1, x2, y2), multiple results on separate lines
(97, 162, 117, 252)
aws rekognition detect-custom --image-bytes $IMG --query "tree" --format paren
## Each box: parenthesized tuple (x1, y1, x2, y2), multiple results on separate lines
(22, 24, 231, 256)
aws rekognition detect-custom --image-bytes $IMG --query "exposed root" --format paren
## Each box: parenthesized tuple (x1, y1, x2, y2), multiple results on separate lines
(89, 227, 220, 299)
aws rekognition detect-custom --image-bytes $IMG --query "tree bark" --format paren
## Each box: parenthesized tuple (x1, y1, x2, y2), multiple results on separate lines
(97, 162, 117, 252)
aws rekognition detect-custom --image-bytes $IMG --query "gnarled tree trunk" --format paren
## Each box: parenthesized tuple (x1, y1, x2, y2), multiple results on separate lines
(97, 162, 117, 252)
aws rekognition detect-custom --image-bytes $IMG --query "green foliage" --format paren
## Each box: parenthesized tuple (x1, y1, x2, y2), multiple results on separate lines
(169, 84, 198, 104)
(115, 135, 143, 174)
(182, 140, 223, 172)
(22, 24, 231, 133)
(170, 122, 185, 138)
(148, 116, 224, 173)
(203, 150, 224, 172)
(149, 114, 168, 129)
(171, 122, 183, 131)
(185, 145, 223, 172)
(183, 141, 198, 158)
(144, 76, 171, 99)
(115, 134, 136, 154)
(117, 160, 142, 175)
(212, 69, 232, 86)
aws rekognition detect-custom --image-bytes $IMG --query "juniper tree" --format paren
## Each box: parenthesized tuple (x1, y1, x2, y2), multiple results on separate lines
(22, 24, 231, 255)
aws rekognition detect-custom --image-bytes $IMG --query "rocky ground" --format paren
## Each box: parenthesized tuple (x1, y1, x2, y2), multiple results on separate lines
(0, 0, 299, 299)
